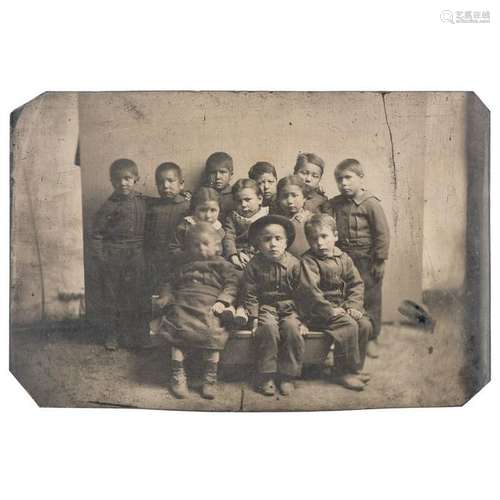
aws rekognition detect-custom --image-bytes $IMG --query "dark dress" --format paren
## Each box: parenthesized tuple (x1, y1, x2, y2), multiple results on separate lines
(158, 256, 238, 351)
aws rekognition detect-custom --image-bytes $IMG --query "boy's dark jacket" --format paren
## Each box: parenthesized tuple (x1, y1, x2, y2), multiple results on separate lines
(296, 247, 364, 323)
(321, 190, 390, 261)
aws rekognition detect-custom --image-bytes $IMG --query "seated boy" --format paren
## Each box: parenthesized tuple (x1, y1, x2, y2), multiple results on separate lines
(321, 159, 390, 358)
(203, 151, 235, 220)
(248, 161, 279, 213)
(244, 215, 305, 397)
(294, 153, 328, 213)
(145, 162, 190, 291)
(296, 214, 372, 391)
(91, 158, 149, 350)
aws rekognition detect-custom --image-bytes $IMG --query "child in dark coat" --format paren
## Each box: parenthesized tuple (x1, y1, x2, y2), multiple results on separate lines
(244, 215, 305, 397)
(293, 153, 328, 213)
(321, 159, 390, 359)
(276, 175, 313, 258)
(297, 214, 372, 391)
(91, 158, 149, 350)
(202, 151, 235, 220)
(158, 223, 239, 400)
(145, 162, 190, 292)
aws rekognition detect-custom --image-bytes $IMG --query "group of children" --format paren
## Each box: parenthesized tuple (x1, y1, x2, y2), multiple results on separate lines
(91, 151, 390, 400)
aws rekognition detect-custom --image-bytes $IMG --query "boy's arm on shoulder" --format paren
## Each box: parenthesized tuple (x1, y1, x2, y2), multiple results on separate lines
(366, 198, 390, 260)
(222, 213, 238, 258)
(217, 260, 239, 306)
(242, 258, 259, 318)
(341, 254, 365, 311)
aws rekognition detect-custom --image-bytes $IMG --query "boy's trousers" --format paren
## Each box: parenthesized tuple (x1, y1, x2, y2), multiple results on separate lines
(351, 256, 383, 340)
(254, 303, 305, 377)
(98, 241, 149, 346)
(309, 313, 370, 373)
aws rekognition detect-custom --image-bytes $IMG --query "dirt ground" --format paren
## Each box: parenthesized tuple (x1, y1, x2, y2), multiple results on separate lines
(10, 305, 470, 412)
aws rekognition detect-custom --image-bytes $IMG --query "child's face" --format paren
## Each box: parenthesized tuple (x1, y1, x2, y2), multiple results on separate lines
(257, 224, 288, 262)
(207, 165, 232, 191)
(156, 169, 184, 199)
(255, 173, 277, 201)
(296, 162, 322, 190)
(188, 232, 219, 260)
(307, 225, 338, 258)
(336, 170, 363, 197)
(278, 184, 305, 216)
(235, 188, 263, 218)
(111, 168, 138, 195)
(193, 201, 220, 224)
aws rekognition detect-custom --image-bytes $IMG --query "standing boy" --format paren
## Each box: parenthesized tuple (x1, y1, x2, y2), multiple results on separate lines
(145, 162, 190, 291)
(244, 215, 305, 396)
(248, 161, 279, 213)
(321, 159, 390, 358)
(91, 158, 149, 350)
(203, 151, 235, 220)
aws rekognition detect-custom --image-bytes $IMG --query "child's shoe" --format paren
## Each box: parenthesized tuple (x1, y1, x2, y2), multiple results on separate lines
(355, 371, 371, 383)
(170, 360, 189, 399)
(366, 340, 379, 358)
(258, 377, 276, 396)
(278, 377, 295, 396)
(201, 361, 218, 400)
(335, 373, 366, 391)
(324, 347, 335, 368)
(233, 306, 248, 329)
(104, 332, 119, 351)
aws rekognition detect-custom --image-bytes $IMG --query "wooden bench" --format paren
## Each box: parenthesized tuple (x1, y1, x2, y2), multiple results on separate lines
(220, 329, 331, 367)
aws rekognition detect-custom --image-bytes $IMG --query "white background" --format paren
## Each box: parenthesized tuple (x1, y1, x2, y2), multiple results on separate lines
(1, 1, 497, 499)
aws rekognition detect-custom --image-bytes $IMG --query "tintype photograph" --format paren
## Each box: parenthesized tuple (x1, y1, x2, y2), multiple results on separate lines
(9, 91, 490, 411)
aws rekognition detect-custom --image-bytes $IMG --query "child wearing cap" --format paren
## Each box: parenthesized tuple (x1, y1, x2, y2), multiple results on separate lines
(91, 158, 149, 351)
(157, 222, 239, 400)
(248, 161, 279, 213)
(321, 159, 390, 358)
(294, 153, 328, 213)
(243, 215, 305, 396)
(203, 151, 235, 220)
(296, 214, 372, 391)
(276, 175, 313, 258)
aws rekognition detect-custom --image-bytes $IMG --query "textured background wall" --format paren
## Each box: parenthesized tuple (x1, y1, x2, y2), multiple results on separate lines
(78, 91, 427, 322)
(422, 92, 467, 291)
(11, 93, 84, 325)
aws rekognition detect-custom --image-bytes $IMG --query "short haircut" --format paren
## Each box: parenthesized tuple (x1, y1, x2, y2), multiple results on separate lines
(248, 161, 277, 180)
(335, 158, 364, 178)
(305, 213, 337, 240)
(190, 187, 221, 212)
(109, 158, 139, 178)
(205, 152, 234, 174)
(185, 221, 222, 246)
(231, 178, 262, 198)
(294, 153, 325, 176)
(277, 174, 307, 196)
(155, 162, 183, 184)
